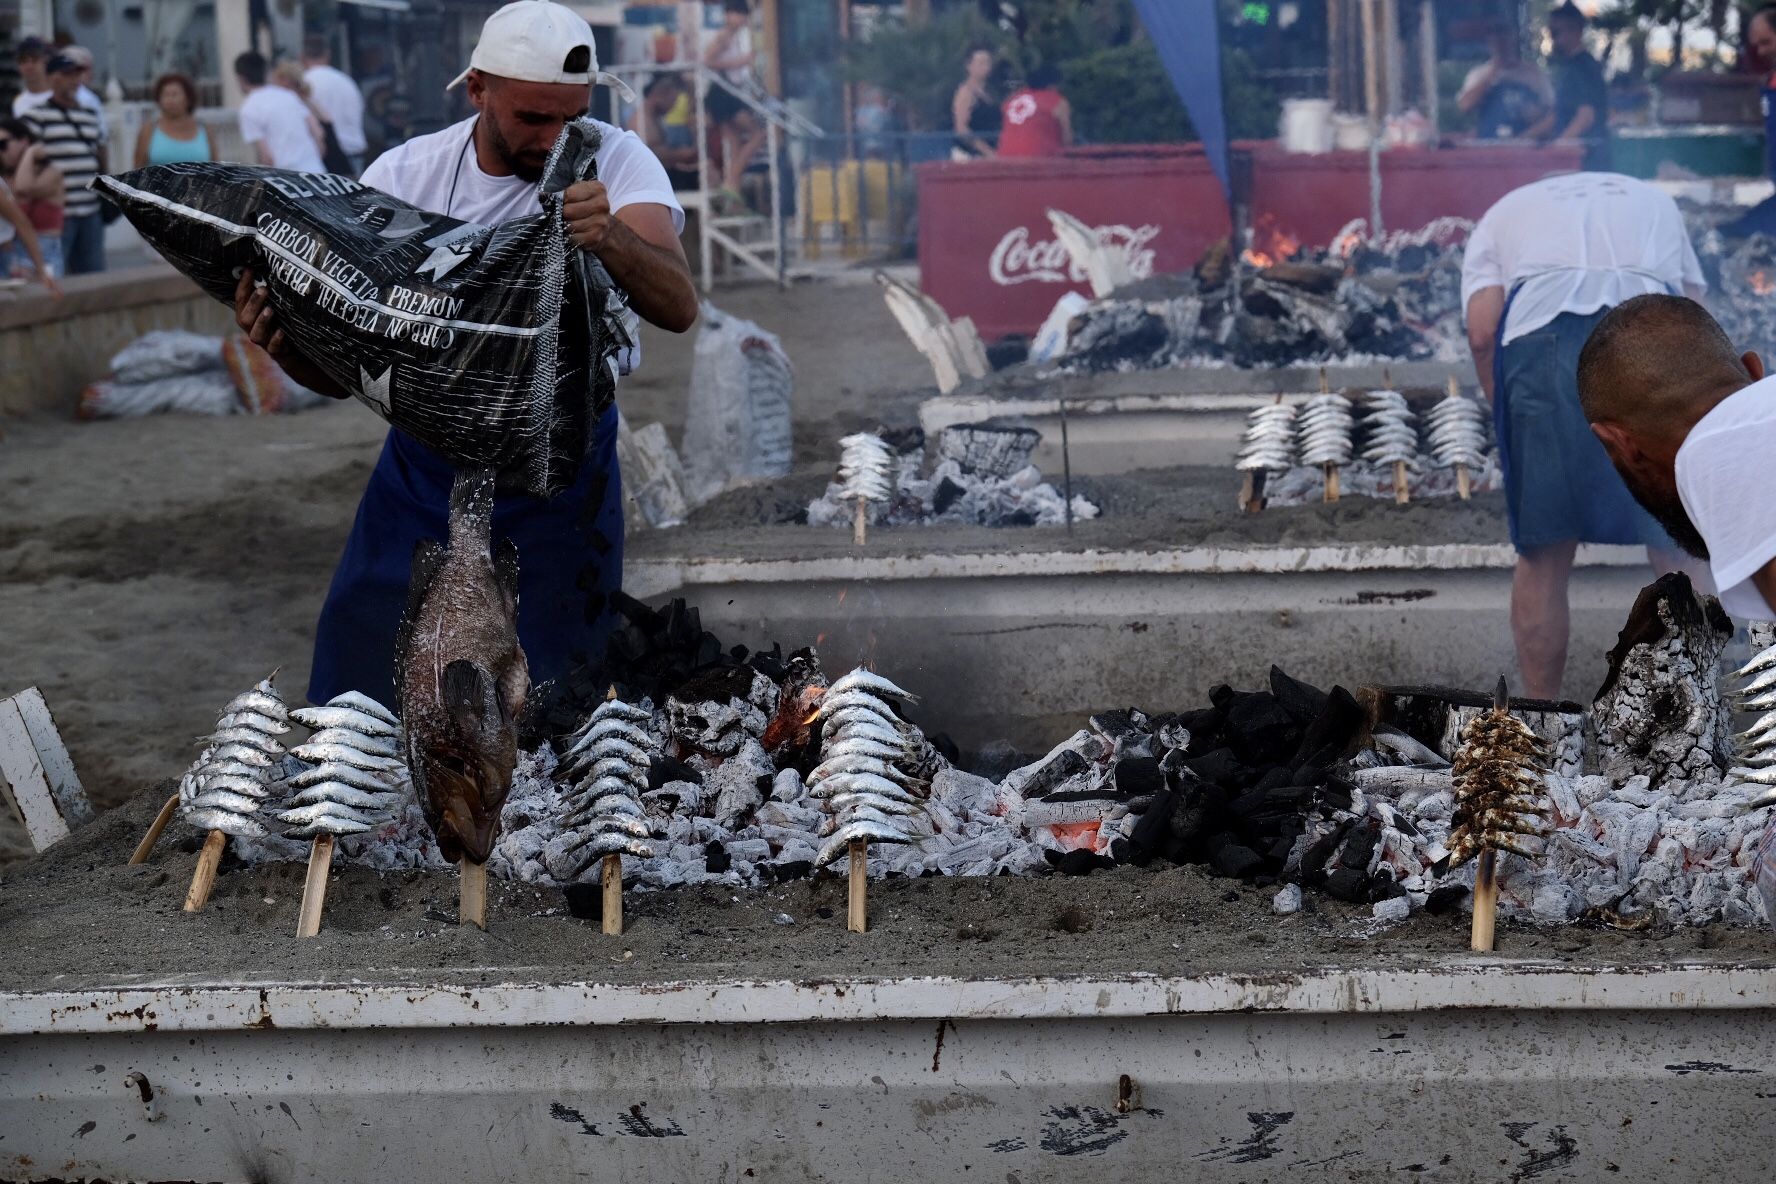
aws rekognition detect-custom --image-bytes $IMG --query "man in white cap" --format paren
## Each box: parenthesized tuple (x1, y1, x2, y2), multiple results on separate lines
(232, 0, 698, 709)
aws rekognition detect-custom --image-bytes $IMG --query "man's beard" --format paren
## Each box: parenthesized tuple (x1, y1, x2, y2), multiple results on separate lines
(1617, 468, 1711, 560)
(486, 118, 545, 182)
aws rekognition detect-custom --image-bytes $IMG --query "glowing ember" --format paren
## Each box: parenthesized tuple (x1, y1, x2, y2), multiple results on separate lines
(1241, 215, 1301, 270)
(1047, 820, 1101, 852)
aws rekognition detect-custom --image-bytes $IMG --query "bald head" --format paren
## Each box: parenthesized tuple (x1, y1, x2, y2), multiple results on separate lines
(1578, 295, 1751, 439)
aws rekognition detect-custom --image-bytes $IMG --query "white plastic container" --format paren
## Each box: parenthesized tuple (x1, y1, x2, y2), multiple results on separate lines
(1279, 98, 1334, 154)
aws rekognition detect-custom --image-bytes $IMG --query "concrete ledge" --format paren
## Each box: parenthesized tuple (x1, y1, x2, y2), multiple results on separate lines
(5, 961, 1774, 1034)
(0, 264, 236, 416)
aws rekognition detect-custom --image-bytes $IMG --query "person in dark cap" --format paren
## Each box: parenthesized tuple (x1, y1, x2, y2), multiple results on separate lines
(10, 37, 51, 117)
(1526, 2, 1612, 170)
(20, 53, 105, 274)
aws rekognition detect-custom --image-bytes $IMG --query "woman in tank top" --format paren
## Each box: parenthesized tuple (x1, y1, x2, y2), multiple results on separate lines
(133, 72, 213, 168)
(0, 117, 63, 278)
(951, 45, 999, 159)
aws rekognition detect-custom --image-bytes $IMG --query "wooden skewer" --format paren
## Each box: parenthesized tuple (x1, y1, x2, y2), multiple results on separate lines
(295, 833, 335, 939)
(460, 857, 487, 930)
(847, 838, 868, 933)
(128, 793, 180, 865)
(1239, 470, 1256, 512)
(1470, 848, 1498, 952)
(1392, 459, 1410, 505)
(1323, 462, 1341, 503)
(1318, 366, 1330, 395)
(182, 829, 227, 912)
(851, 498, 868, 546)
(1447, 376, 1473, 501)
(602, 853, 623, 935)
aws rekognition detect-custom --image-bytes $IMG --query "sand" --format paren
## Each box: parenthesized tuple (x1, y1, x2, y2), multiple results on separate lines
(657, 464, 1509, 562)
(4, 784, 1774, 995)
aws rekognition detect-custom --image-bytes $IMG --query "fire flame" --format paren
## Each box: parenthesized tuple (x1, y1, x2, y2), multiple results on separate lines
(1752, 270, 1775, 298)
(1241, 215, 1300, 270)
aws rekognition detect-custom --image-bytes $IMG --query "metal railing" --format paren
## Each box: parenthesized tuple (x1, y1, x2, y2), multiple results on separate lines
(605, 62, 823, 291)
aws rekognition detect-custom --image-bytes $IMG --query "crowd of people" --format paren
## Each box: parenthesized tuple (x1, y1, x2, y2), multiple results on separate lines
(0, 32, 367, 288)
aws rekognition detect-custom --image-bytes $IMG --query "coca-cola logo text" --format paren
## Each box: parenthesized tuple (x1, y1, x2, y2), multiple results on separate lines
(988, 223, 1161, 286)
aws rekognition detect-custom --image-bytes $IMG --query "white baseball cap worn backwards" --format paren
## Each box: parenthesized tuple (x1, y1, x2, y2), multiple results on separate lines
(448, 1, 635, 100)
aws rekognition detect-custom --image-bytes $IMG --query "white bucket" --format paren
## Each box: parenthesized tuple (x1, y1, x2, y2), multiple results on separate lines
(1279, 98, 1334, 154)
(1332, 113, 1372, 151)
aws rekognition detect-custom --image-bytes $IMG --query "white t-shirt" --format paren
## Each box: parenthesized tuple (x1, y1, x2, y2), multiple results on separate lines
(1675, 377, 1776, 620)
(239, 86, 324, 173)
(1462, 173, 1706, 346)
(13, 85, 107, 137)
(362, 116, 683, 374)
(304, 64, 366, 156)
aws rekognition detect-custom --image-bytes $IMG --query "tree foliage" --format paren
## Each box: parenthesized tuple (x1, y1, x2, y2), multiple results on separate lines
(844, 0, 1279, 144)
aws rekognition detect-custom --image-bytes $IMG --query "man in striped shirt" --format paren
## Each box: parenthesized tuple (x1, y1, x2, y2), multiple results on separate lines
(23, 54, 105, 275)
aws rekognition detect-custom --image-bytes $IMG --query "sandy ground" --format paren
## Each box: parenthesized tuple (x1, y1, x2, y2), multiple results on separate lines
(660, 464, 1509, 563)
(0, 278, 925, 864)
(5, 786, 1774, 993)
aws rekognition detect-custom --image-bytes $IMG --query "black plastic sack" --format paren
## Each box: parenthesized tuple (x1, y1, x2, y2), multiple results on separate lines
(96, 119, 629, 498)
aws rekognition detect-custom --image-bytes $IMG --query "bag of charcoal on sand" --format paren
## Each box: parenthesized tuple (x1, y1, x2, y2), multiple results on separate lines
(96, 118, 631, 498)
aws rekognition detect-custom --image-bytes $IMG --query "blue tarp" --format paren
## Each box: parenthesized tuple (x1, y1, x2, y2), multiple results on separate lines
(1130, 0, 1231, 200)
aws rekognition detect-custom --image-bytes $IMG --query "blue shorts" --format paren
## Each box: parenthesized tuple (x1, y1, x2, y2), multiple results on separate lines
(308, 408, 624, 708)
(1495, 309, 1672, 552)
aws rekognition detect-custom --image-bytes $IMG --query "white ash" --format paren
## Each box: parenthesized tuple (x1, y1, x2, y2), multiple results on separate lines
(1332, 760, 1769, 926)
(1260, 454, 1501, 507)
(808, 439, 1098, 530)
(1592, 587, 1733, 789)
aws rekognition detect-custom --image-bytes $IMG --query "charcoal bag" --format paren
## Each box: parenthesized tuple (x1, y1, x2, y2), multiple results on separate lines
(95, 119, 630, 497)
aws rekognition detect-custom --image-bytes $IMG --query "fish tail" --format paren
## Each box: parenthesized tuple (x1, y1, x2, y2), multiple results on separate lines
(448, 466, 497, 550)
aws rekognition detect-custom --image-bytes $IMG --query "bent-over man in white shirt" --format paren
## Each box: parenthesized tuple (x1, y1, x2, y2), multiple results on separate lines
(230, 1, 697, 709)
(1463, 172, 1708, 698)
(1580, 296, 1776, 620)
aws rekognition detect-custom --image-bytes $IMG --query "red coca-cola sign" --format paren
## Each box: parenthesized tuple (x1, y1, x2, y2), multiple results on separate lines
(918, 142, 1584, 341)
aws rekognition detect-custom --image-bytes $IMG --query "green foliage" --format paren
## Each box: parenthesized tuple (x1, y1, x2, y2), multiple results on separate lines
(845, 0, 1279, 145)
(843, 8, 1006, 132)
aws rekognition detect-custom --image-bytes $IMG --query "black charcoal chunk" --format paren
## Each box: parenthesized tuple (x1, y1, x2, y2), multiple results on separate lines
(1054, 848, 1116, 876)
(564, 883, 602, 921)
(1322, 867, 1369, 903)
(1268, 666, 1330, 724)
(704, 841, 731, 874)
(1425, 885, 1469, 915)
(648, 755, 703, 789)
(1210, 842, 1263, 879)
(1114, 756, 1163, 796)
(1022, 748, 1090, 798)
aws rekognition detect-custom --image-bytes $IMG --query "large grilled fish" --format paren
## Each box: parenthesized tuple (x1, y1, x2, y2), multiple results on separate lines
(396, 467, 530, 864)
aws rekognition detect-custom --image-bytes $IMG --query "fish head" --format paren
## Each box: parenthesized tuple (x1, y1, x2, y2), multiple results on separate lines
(419, 658, 520, 864)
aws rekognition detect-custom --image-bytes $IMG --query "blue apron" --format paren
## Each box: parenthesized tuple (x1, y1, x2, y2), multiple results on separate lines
(308, 407, 624, 709)
(1492, 282, 1671, 552)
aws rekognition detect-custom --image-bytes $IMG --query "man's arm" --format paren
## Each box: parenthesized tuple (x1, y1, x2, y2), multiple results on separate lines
(1555, 103, 1597, 142)
(1456, 64, 1495, 114)
(562, 181, 698, 333)
(1467, 286, 1505, 403)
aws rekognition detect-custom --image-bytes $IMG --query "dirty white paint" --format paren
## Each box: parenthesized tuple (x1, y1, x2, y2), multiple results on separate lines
(3, 964, 1774, 1182)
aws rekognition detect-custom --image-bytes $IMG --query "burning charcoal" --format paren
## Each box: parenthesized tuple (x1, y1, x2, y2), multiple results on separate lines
(937, 423, 1042, 480)
(1010, 746, 1092, 798)
(1340, 825, 1379, 874)
(179, 671, 290, 842)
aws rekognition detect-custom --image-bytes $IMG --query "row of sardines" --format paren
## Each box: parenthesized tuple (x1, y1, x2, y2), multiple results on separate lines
(1237, 389, 1490, 477)
(176, 667, 929, 876)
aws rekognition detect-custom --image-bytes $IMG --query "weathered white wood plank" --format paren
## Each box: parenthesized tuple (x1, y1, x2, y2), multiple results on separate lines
(12, 687, 89, 828)
(0, 697, 72, 852)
